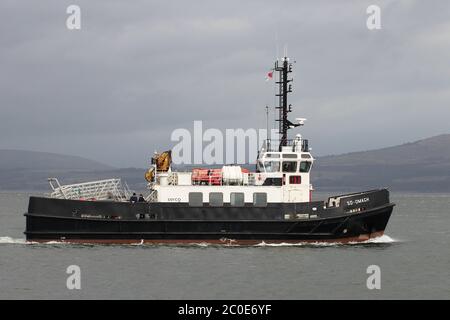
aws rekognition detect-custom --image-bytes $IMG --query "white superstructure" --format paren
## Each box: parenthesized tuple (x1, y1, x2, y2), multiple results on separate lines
(149, 133, 314, 205)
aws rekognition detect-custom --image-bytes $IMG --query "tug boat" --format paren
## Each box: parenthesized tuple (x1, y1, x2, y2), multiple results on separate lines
(25, 57, 394, 244)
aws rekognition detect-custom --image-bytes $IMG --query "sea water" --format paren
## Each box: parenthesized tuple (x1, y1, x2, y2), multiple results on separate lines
(0, 192, 449, 299)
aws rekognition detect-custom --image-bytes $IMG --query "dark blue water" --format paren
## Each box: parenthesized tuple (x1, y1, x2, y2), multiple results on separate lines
(0, 192, 449, 299)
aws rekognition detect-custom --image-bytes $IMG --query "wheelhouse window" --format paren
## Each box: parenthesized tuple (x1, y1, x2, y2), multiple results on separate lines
(253, 193, 267, 207)
(282, 154, 297, 159)
(189, 192, 203, 206)
(265, 153, 280, 158)
(230, 192, 245, 207)
(263, 161, 280, 173)
(299, 161, 312, 173)
(282, 161, 297, 172)
(209, 192, 223, 207)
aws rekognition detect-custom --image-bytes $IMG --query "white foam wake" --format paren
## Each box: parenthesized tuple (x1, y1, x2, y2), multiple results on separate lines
(254, 235, 397, 247)
(0, 236, 28, 244)
(357, 234, 396, 244)
(39, 241, 68, 245)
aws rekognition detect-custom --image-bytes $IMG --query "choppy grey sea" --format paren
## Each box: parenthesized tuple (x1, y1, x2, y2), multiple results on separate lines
(0, 192, 449, 299)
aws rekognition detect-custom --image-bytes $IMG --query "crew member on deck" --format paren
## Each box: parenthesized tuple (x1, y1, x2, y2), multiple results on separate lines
(138, 194, 146, 202)
(130, 193, 138, 203)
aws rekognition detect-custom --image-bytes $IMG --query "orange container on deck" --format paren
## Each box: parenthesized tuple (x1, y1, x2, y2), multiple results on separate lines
(191, 168, 222, 185)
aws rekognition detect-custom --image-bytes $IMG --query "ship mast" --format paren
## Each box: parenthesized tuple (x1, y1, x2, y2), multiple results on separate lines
(275, 57, 297, 151)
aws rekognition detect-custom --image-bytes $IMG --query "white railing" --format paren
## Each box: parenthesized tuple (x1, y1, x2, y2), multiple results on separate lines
(145, 189, 158, 202)
(48, 178, 131, 201)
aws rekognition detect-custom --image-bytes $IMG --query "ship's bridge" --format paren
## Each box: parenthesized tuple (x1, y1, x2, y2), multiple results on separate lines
(260, 136, 309, 154)
(257, 135, 314, 175)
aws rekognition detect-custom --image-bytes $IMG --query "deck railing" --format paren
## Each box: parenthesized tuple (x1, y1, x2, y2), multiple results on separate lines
(48, 178, 131, 201)
(261, 139, 309, 152)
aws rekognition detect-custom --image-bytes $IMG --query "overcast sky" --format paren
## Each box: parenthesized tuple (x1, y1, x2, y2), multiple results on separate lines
(1, 0, 449, 167)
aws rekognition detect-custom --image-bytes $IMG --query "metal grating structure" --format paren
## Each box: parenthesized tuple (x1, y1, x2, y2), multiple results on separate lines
(48, 178, 131, 201)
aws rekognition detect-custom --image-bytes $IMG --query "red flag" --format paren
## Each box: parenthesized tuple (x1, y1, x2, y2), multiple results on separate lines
(265, 70, 273, 81)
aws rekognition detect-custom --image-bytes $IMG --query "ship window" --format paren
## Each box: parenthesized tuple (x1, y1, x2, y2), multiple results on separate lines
(209, 192, 223, 207)
(253, 193, 267, 207)
(301, 154, 311, 159)
(282, 154, 297, 159)
(299, 161, 312, 173)
(262, 178, 282, 186)
(230, 192, 245, 206)
(189, 192, 203, 206)
(282, 161, 297, 172)
(264, 161, 280, 173)
(265, 153, 280, 158)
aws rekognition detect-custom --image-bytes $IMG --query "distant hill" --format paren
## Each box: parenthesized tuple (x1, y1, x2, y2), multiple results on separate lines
(0, 150, 114, 191)
(0, 150, 113, 171)
(312, 134, 450, 192)
(0, 134, 449, 192)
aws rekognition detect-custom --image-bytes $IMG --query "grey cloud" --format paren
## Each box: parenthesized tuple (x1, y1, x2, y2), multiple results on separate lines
(0, 0, 449, 167)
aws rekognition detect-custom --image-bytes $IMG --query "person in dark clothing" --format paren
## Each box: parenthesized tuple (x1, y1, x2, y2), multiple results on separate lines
(138, 194, 146, 202)
(130, 193, 138, 203)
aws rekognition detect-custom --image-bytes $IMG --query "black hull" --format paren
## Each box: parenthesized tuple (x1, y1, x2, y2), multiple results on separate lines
(25, 189, 394, 244)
